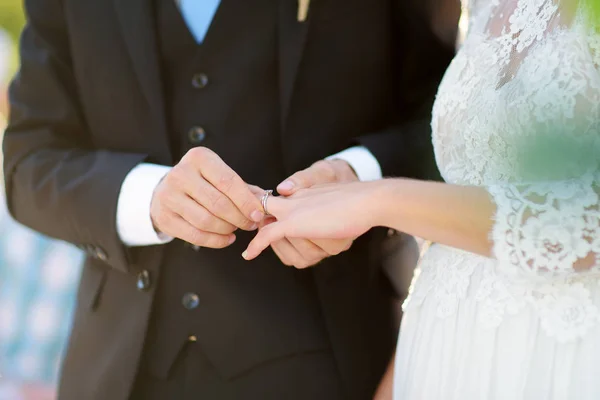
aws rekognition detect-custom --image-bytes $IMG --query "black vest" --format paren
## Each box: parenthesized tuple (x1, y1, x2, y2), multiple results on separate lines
(140, 0, 331, 382)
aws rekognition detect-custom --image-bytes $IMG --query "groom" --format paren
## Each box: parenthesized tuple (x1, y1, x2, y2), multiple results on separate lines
(4, 0, 458, 399)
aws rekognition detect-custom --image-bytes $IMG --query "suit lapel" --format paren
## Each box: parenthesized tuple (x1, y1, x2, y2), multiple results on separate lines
(278, 0, 312, 130)
(114, 0, 172, 164)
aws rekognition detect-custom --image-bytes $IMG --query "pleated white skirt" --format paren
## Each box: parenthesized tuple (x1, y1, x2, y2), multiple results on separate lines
(393, 245, 600, 400)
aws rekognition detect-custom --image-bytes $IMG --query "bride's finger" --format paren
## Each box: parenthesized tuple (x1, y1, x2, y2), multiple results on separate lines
(263, 195, 290, 219)
(248, 185, 265, 202)
(242, 222, 288, 260)
(247, 187, 290, 217)
(247, 184, 264, 193)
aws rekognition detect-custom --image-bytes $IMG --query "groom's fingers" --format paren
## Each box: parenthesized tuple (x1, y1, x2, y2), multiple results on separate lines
(277, 159, 358, 196)
(277, 160, 336, 195)
(269, 238, 327, 269)
(183, 174, 257, 231)
(152, 148, 263, 244)
(271, 239, 310, 268)
(161, 212, 236, 249)
(167, 194, 237, 235)
(243, 222, 288, 260)
(185, 147, 264, 223)
(288, 238, 329, 267)
(311, 238, 353, 257)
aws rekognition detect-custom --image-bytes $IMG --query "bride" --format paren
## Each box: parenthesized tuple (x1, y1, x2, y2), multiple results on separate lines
(243, 0, 600, 398)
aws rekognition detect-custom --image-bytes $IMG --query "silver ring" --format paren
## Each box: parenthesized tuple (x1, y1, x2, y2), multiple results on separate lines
(261, 190, 273, 216)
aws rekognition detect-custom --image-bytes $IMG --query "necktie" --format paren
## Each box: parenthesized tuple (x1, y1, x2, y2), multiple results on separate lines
(178, 0, 222, 44)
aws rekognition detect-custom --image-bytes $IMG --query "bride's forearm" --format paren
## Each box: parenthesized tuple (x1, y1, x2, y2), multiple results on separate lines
(369, 179, 496, 257)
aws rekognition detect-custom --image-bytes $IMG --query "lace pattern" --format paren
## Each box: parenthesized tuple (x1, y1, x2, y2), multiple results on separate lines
(408, 0, 600, 341)
(489, 174, 600, 278)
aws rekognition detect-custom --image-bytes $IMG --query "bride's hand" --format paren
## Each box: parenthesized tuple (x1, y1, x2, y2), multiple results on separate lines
(242, 181, 382, 261)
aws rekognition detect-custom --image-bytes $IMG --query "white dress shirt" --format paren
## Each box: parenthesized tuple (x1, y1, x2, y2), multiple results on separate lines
(116, 1, 383, 247)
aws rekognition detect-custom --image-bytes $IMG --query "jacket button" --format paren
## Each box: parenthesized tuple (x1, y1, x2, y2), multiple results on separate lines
(136, 270, 152, 291)
(188, 127, 206, 145)
(182, 293, 200, 310)
(192, 73, 209, 89)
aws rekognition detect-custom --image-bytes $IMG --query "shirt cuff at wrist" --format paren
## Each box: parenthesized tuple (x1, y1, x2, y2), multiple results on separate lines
(326, 146, 383, 181)
(116, 163, 174, 247)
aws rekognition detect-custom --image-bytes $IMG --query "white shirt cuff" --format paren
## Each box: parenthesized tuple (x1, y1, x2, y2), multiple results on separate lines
(327, 146, 382, 181)
(116, 163, 174, 247)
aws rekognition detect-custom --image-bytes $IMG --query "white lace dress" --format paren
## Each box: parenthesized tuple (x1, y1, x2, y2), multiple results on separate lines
(393, 1, 600, 399)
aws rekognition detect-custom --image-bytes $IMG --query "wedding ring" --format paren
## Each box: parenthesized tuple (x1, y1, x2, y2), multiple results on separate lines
(261, 190, 273, 216)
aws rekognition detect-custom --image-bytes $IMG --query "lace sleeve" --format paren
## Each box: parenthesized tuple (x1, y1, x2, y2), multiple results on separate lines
(477, 0, 600, 278)
(488, 172, 600, 277)
(431, 0, 600, 277)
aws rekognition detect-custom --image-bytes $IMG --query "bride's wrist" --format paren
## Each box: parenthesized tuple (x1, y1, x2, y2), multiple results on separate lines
(364, 179, 399, 228)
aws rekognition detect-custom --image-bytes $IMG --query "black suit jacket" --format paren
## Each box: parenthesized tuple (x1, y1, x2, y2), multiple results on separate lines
(3, 0, 458, 399)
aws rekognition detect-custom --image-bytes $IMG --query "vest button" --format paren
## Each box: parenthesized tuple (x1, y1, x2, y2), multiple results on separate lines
(136, 270, 152, 291)
(182, 292, 200, 310)
(188, 127, 206, 145)
(192, 73, 209, 89)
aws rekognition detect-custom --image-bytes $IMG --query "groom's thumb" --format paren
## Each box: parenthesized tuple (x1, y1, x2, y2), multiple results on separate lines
(277, 168, 315, 196)
(277, 176, 300, 196)
(277, 160, 339, 195)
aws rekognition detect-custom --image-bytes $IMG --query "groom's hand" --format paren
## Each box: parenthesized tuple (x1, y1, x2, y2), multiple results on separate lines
(277, 159, 358, 195)
(150, 147, 264, 248)
(264, 159, 358, 269)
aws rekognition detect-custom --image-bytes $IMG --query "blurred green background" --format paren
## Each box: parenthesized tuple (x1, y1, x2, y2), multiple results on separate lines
(0, 0, 25, 78)
(0, 1, 24, 147)
(1, 0, 24, 123)
(0, 0, 25, 61)
(0, 0, 25, 40)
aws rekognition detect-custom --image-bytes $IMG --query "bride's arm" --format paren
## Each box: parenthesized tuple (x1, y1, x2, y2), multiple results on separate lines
(241, 179, 495, 258)
(373, 179, 495, 258)
(244, 175, 600, 274)
(377, 178, 599, 272)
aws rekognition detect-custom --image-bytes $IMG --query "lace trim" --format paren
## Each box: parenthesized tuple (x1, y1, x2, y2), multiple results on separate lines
(404, 246, 600, 342)
(489, 174, 600, 278)
(402, 248, 481, 318)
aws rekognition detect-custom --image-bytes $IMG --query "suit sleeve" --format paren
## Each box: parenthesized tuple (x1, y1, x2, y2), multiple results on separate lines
(3, 0, 147, 273)
(357, 0, 461, 181)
